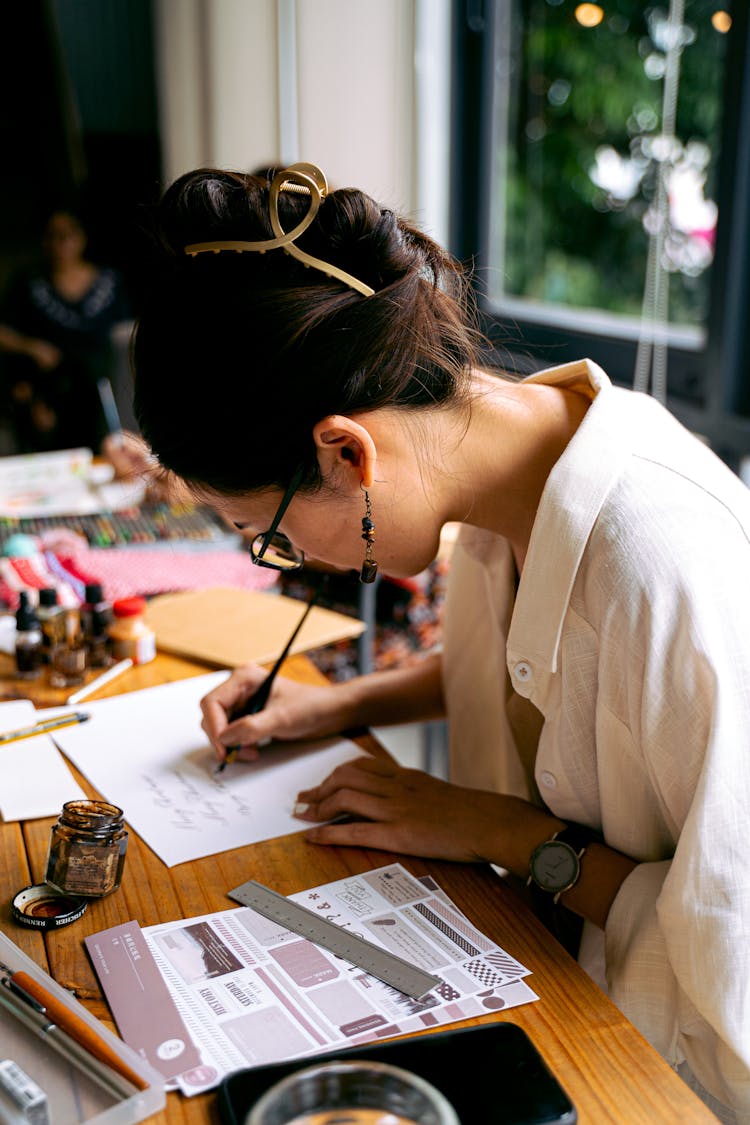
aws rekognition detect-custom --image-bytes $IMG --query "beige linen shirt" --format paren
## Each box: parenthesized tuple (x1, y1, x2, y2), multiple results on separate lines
(442, 359, 750, 1120)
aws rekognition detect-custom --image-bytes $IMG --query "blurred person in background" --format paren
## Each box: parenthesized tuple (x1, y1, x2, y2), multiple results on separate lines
(0, 208, 130, 453)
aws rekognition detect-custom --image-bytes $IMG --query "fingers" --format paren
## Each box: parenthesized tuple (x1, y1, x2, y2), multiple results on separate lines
(220, 713, 276, 750)
(297, 785, 390, 826)
(200, 665, 271, 757)
(304, 818, 409, 852)
(296, 756, 398, 807)
(294, 757, 402, 824)
(200, 667, 268, 724)
(292, 762, 483, 861)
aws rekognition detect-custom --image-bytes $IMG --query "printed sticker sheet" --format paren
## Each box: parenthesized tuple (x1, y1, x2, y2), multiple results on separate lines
(86, 863, 537, 1096)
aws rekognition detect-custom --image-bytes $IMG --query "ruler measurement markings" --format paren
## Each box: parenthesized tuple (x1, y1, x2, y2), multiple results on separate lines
(228, 879, 441, 1001)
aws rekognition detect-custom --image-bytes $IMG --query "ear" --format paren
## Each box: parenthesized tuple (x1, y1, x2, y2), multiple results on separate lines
(311, 415, 377, 489)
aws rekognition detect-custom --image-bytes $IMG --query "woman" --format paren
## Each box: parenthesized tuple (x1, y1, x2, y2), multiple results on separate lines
(0, 209, 130, 451)
(133, 164, 750, 1121)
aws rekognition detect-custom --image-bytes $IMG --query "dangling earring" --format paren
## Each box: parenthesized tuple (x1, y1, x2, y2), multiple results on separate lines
(360, 486, 378, 584)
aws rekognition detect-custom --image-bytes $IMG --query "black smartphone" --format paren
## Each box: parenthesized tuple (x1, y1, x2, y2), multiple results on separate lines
(217, 1021, 577, 1124)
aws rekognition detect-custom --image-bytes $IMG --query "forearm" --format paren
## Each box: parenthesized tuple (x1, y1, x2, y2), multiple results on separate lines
(478, 796, 637, 929)
(336, 651, 445, 730)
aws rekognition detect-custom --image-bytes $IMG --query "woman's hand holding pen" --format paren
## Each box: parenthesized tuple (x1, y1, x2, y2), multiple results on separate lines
(200, 665, 355, 764)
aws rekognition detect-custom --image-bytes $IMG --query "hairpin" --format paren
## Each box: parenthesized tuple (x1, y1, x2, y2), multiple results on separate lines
(184, 162, 375, 297)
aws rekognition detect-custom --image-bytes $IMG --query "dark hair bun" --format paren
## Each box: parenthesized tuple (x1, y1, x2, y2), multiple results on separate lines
(134, 165, 479, 495)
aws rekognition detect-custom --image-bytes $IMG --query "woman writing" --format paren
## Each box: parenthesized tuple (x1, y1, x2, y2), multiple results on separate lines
(133, 164, 750, 1122)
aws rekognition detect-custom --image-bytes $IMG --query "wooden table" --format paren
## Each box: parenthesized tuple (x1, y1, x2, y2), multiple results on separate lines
(0, 649, 717, 1124)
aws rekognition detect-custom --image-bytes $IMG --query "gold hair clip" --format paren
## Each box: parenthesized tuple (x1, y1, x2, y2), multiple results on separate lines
(184, 162, 375, 297)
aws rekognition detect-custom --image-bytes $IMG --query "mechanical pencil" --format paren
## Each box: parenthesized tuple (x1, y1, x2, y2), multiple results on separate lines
(0, 712, 90, 747)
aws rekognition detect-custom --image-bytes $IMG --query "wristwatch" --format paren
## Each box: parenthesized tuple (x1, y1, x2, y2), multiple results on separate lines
(527, 824, 593, 904)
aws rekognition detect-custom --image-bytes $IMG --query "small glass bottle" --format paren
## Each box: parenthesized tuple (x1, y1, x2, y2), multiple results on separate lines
(37, 587, 66, 660)
(45, 800, 128, 897)
(15, 591, 43, 679)
(80, 582, 113, 668)
(107, 597, 156, 664)
(48, 608, 88, 688)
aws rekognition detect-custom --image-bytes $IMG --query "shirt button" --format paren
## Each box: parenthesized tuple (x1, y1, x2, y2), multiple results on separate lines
(540, 771, 557, 789)
(513, 661, 533, 684)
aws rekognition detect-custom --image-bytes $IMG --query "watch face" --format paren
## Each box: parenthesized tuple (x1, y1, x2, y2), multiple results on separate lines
(530, 840, 580, 893)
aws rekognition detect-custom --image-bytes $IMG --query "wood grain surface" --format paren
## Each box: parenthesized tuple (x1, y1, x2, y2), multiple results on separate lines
(0, 646, 717, 1124)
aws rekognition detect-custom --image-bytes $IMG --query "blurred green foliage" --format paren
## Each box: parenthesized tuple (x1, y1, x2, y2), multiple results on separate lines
(496, 0, 727, 325)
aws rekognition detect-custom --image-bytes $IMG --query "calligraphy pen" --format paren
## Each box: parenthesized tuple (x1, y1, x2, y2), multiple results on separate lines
(216, 582, 324, 774)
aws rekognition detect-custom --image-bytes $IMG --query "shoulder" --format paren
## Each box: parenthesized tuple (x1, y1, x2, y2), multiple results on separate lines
(579, 388, 750, 578)
(574, 455, 750, 677)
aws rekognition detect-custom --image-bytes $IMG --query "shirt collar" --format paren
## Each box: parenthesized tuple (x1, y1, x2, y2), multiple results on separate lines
(506, 358, 630, 675)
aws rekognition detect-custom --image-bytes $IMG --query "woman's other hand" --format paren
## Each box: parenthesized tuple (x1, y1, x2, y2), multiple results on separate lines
(293, 756, 538, 864)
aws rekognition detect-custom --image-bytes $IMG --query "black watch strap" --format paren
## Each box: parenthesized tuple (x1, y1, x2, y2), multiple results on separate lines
(553, 824, 596, 854)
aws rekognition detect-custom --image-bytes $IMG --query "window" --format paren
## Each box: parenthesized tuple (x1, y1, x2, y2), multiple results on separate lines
(451, 0, 750, 467)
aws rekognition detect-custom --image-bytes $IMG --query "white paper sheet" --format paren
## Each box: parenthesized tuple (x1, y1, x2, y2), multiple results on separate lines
(51, 673, 367, 866)
(86, 863, 538, 1096)
(0, 700, 86, 821)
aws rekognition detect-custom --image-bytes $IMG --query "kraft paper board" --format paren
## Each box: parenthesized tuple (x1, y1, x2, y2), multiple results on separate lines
(144, 586, 364, 668)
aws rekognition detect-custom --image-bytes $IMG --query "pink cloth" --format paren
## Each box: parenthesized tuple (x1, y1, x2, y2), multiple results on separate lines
(0, 547, 278, 609)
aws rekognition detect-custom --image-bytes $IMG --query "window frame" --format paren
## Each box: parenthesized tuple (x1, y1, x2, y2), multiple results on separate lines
(450, 0, 750, 469)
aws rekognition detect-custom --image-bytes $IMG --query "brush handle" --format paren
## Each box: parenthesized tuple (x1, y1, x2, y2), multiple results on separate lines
(217, 585, 324, 772)
(233, 587, 322, 720)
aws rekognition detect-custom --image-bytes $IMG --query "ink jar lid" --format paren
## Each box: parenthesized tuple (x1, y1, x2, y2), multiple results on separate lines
(12, 883, 87, 930)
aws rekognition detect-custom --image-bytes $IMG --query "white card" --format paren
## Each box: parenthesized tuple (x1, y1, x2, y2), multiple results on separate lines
(0, 700, 86, 821)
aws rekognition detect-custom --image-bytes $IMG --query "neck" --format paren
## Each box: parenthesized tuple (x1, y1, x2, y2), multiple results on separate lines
(53, 260, 89, 275)
(445, 369, 589, 566)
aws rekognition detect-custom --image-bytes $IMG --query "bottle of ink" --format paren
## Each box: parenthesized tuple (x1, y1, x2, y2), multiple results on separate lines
(45, 800, 128, 897)
(15, 591, 43, 679)
(49, 608, 88, 688)
(80, 582, 113, 668)
(37, 587, 66, 660)
(107, 597, 156, 664)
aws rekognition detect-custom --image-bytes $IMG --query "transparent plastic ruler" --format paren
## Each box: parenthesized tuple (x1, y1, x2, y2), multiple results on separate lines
(228, 879, 441, 1000)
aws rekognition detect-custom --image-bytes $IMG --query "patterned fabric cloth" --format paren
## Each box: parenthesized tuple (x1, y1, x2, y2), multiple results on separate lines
(280, 562, 450, 680)
(0, 544, 445, 682)
(0, 546, 277, 609)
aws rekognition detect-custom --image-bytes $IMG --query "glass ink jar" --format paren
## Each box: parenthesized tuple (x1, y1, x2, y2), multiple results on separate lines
(45, 800, 128, 897)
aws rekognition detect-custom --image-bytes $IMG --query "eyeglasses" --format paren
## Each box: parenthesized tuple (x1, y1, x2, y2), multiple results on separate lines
(249, 463, 306, 572)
